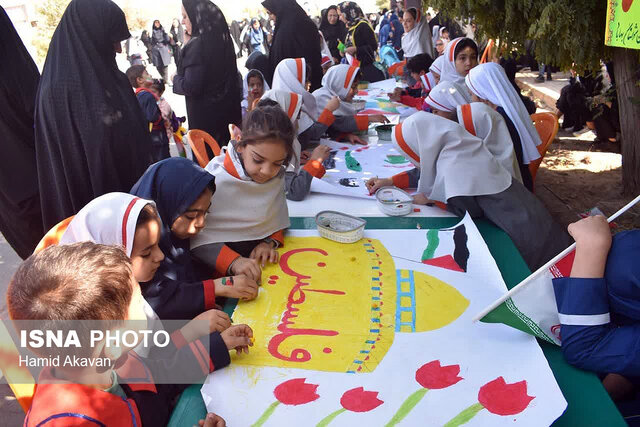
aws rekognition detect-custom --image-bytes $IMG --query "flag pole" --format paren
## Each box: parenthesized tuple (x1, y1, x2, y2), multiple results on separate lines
(472, 194, 640, 322)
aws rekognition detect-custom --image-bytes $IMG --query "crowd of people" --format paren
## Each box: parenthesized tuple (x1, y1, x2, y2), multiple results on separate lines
(0, 0, 634, 425)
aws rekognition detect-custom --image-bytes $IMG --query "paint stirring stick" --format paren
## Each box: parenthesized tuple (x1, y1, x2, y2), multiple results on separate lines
(472, 193, 640, 323)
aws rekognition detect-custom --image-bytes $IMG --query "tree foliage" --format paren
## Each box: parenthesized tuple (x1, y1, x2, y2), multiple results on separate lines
(32, 0, 70, 65)
(428, 0, 609, 71)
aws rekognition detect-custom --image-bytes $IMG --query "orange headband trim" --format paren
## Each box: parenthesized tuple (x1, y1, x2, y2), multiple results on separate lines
(121, 197, 141, 249)
(287, 93, 299, 119)
(449, 38, 460, 62)
(394, 123, 420, 163)
(460, 104, 477, 136)
(295, 58, 304, 84)
(344, 66, 359, 89)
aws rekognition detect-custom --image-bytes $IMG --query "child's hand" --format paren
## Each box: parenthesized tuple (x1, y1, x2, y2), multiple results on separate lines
(568, 215, 612, 250)
(388, 88, 403, 102)
(568, 215, 612, 279)
(215, 275, 259, 301)
(198, 413, 226, 427)
(310, 145, 331, 162)
(346, 133, 367, 145)
(221, 324, 254, 355)
(326, 96, 341, 112)
(369, 114, 390, 124)
(366, 177, 393, 195)
(157, 99, 172, 118)
(182, 309, 232, 342)
(250, 242, 279, 267)
(231, 257, 261, 282)
(413, 193, 432, 205)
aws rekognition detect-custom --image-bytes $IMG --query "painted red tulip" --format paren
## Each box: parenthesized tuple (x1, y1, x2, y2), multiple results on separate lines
(478, 377, 534, 416)
(415, 360, 463, 389)
(253, 378, 320, 426)
(622, 0, 634, 13)
(273, 378, 320, 406)
(318, 387, 385, 426)
(340, 387, 384, 412)
(386, 361, 464, 426)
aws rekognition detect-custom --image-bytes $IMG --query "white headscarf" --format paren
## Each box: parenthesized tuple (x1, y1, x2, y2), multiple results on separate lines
(424, 81, 471, 112)
(429, 55, 444, 77)
(59, 192, 161, 334)
(456, 102, 523, 183)
(272, 58, 317, 133)
(440, 37, 468, 85)
(401, 8, 433, 58)
(391, 111, 512, 202)
(319, 31, 335, 65)
(466, 62, 542, 163)
(313, 64, 361, 116)
(420, 72, 437, 93)
(242, 70, 270, 110)
(60, 192, 155, 257)
(261, 89, 304, 173)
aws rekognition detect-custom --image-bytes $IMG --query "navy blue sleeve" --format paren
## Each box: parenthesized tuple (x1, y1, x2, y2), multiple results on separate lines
(553, 276, 640, 377)
(136, 91, 161, 123)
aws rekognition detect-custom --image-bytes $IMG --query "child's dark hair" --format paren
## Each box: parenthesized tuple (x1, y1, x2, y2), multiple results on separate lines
(407, 53, 434, 75)
(454, 38, 479, 60)
(137, 203, 160, 229)
(151, 79, 165, 96)
(126, 64, 146, 88)
(405, 8, 418, 20)
(256, 99, 279, 108)
(247, 69, 265, 85)
(240, 105, 295, 166)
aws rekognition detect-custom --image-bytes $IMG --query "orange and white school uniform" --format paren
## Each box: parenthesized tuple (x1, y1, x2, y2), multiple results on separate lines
(191, 143, 290, 274)
(312, 64, 370, 135)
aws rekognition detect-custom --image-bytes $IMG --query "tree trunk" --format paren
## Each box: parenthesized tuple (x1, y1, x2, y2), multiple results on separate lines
(613, 48, 640, 195)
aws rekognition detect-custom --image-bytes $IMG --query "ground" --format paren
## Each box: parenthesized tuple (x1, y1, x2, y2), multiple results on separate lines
(0, 67, 638, 425)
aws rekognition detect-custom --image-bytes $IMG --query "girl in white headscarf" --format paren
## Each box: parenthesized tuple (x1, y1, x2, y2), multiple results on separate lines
(429, 55, 444, 83)
(242, 69, 270, 117)
(313, 64, 389, 138)
(440, 37, 478, 86)
(366, 112, 570, 270)
(424, 81, 521, 182)
(466, 62, 542, 191)
(58, 192, 252, 361)
(259, 89, 332, 201)
(401, 8, 434, 60)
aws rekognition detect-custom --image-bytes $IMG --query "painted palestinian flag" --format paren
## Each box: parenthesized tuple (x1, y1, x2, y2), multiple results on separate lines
(480, 250, 576, 345)
(421, 225, 470, 273)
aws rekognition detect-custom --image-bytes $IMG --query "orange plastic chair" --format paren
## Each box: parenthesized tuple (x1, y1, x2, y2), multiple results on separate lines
(388, 60, 406, 77)
(187, 129, 221, 168)
(529, 112, 559, 183)
(1, 216, 74, 412)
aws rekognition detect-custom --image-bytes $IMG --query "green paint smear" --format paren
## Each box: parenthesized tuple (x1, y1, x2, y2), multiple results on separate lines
(345, 151, 362, 172)
(385, 388, 428, 427)
(385, 155, 408, 164)
(443, 403, 484, 427)
(252, 401, 280, 427)
(316, 408, 346, 427)
(422, 229, 440, 261)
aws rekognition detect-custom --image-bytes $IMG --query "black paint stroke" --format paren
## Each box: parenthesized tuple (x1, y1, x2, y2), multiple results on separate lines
(453, 225, 470, 272)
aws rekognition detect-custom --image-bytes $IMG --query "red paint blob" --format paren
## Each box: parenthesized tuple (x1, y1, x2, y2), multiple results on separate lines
(340, 147, 349, 150)
(268, 280, 277, 285)
(317, 262, 326, 267)
(323, 347, 332, 354)
(270, 275, 279, 280)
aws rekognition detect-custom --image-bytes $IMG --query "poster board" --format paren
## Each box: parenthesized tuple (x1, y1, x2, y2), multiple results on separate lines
(309, 140, 415, 199)
(605, 0, 640, 49)
(201, 215, 567, 426)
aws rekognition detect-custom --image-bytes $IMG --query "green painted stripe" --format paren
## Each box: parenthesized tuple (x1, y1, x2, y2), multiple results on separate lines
(422, 229, 440, 261)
